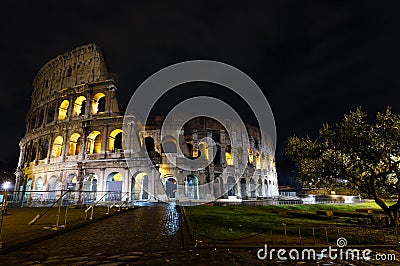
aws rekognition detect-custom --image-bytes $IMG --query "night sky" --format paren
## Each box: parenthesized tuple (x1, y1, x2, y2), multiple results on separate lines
(1, 1, 400, 184)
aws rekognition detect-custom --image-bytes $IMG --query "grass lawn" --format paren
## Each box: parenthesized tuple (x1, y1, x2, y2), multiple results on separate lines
(185, 202, 397, 245)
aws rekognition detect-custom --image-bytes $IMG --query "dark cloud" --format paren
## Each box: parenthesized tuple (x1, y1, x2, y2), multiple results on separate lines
(1, 1, 400, 182)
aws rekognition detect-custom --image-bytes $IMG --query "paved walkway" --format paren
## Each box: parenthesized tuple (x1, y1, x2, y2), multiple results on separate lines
(1, 203, 399, 265)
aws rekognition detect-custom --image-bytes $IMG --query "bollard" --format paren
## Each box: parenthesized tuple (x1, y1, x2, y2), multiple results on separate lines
(283, 224, 288, 244)
(324, 227, 329, 244)
(312, 227, 316, 245)
(270, 228, 273, 244)
(298, 227, 302, 245)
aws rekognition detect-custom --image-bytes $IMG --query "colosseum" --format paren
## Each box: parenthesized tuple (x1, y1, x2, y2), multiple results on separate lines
(14, 43, 279, 205)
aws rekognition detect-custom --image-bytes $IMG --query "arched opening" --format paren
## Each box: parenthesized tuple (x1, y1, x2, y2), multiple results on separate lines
(132, 172, 149, 200)
(106, 172, 123, 201)
(255, 151, 261, 169)
(39, 139, 49, 160)
(29, 115, 36, 130)
(29, 143, 37, 162)
(83, 173, 98, 203)
(145, 137, 160, 164)
(164, 175, 177, 199)
(185, 143, 194, 159)
(87, 131, 101, 154)
(213, 145, 221, 165)
(185, 175, 198, 199)
(258, 178, 263, 197)
(237, 147, 244, 165)
(250, 179, 256, 198)
(198, 142, 209, 160)
(261, 152, 267, 170)
(225, 145, 234, 166)
(66, 67, 72, 77)
(145, 137, 155, 151)
(73, 96, 87, 117)
(227, 176, 236, 196)
(240, 178, 247, 199)
(24, 178, 33, 202)
(37, 109, 44, 128)
(248, 148, 254, 165)
(33, 177, 44, 200)
(46, 106, 55, 123)
(92, 92, 106, 114)
(48, 176, 57, 202)
(213, 177, 223, 198)
(51, 136, 63, 157)
(264, 180, 269, 197)
(58, 100, 69, 120)
(162, 140, 177, 153)
(65, 174, 77, 201)
(68, 133, 81, 156)
(109, 129, 123, 152)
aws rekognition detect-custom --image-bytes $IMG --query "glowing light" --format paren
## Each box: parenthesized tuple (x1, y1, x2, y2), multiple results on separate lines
(2, 181, 11, 190)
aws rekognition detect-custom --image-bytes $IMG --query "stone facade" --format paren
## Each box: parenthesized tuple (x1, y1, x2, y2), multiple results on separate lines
(14, 44, 279, 205)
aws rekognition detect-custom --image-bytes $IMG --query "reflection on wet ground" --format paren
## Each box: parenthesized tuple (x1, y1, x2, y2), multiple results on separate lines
(162, 203, 181, 236)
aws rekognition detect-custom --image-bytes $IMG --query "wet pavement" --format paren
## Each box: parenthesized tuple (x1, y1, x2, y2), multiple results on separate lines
(0, 203, 400, 265)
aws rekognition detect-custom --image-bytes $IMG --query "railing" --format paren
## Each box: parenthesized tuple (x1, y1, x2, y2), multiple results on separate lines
(10, 190, 136, 207)
(84, 191, 131, 220)
(193, 224, 400, 247)
(28, 189, 71, 227)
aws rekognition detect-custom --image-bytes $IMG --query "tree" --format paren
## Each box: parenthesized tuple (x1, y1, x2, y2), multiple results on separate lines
(286, 107, 400, 226)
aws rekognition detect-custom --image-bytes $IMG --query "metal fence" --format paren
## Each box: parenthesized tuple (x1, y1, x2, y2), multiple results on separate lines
(8, 190, 137, 208)
(193, 224, 400, 248)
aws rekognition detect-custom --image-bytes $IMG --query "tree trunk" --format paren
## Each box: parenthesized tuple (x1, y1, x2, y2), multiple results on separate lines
(388, 205, 400, 226)
(373, 197, 400, 226)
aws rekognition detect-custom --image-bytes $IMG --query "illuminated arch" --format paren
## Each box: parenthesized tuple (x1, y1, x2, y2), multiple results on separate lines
(261, 152, 267, 170)
(68, 133, 81, 156)
(51, 136, 63, 157)
(82, 173, 98, 203)
(58, 100, 69, 120)
(227, 176, 236, 196)
(106, 172, 123, 201)
(92, 92, 106, 114)
(109, 129, 123, 152)
(48, 176, 57, 201)
(198, 141, 209, 160)
(225, 145, 234, 166)
(184, 174, 199, 199)
(255, 151, 261, 169)
(73, 96, 87, 117)
(258, 178, 263, 197)
(87, 131, 101, 154)
(248, 148, 254, 165)
(132, 172, 149, 200)
(162, 174, 178, 199)
(250, 179, 256, 198)
(240, 178, 247, 198)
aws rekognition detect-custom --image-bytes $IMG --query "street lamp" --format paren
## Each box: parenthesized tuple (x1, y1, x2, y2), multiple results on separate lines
(2, 181, 10, 190)
(0, 181, 11, 248)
